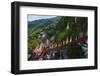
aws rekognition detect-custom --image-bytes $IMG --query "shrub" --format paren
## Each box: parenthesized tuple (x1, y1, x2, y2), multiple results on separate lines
(66, 42, 84, 59)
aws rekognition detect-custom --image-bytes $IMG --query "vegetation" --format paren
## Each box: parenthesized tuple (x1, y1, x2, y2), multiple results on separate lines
(28, 16, 88, 60)
(67, 42, 84, 59)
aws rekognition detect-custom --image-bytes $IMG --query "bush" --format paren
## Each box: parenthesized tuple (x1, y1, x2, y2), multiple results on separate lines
(66, 42, 84, 59)
(54, 50, 60, 59)
(28, 49, 33, 60)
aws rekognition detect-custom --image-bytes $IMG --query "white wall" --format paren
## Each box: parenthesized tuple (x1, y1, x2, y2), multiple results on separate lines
(0, 0, 99, 76)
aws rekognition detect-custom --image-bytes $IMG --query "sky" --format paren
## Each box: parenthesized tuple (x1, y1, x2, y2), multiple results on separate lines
(28, 15, 57, 21)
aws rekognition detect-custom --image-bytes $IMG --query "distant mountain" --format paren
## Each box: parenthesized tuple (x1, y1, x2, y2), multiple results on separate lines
(28, 17, 57, 29)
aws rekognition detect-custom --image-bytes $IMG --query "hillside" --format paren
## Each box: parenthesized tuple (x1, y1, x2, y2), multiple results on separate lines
(28, 17, 58, 33)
